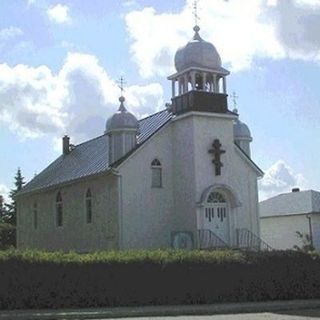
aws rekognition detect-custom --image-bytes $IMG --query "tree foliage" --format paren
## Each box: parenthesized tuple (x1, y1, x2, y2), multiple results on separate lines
(293, 231, 315, 253)
(0, 168, 25, 249)
(4, 168, 25, 226)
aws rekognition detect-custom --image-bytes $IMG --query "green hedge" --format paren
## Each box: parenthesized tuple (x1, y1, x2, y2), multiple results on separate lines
(0, 249, 320, 310)
(0, 223, 16, 250)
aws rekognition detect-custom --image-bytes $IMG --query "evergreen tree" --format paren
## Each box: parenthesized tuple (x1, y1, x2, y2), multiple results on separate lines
(5, 168, 26, 225)
(0, 195, 4, 223)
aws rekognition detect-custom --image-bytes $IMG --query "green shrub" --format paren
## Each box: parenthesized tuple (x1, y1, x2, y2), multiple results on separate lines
(0, 249, 319, 310)
(0, 223, 16, 250)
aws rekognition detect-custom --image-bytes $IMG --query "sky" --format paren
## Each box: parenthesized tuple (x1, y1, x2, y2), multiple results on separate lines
(0, 0, 320, 202)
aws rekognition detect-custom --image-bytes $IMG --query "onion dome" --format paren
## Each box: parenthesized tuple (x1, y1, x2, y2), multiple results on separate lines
(174, 26, 222, 72)
(233, 108, 252, 141)
(105, 96, 138, 133)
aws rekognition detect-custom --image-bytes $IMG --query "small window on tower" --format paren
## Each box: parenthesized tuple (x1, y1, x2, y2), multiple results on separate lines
(85, 188, 92, 224)
(151, 159, 162, 188)
(56, 192, 63, 227)
(33, 201, 38, 229)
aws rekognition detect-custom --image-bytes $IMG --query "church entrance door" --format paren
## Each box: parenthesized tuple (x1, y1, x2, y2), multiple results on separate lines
(203, 192, 229, 244)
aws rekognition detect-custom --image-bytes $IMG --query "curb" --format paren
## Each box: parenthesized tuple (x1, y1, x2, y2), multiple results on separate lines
(1, 299, 320, 319)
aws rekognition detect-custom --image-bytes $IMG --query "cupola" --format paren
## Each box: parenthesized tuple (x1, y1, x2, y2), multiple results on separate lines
(105, 96, 139, 164)
(233, 108, 252, 157)
(174, 26, 222, 73)
(168, 25, 230, 115)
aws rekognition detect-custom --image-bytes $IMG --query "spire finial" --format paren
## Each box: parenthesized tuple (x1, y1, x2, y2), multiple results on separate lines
(193, 0, 200, 28)
(117, 76, 126, 97)
(230, 91, 239, 113)
(117, 76, 127, 112)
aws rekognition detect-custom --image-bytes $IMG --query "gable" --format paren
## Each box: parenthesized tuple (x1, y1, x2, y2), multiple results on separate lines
(234, 143, 263, 177)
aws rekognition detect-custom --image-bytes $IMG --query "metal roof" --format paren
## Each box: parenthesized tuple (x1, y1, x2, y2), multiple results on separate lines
(260, 190, 320, 218)
(19, 109, 173, 196)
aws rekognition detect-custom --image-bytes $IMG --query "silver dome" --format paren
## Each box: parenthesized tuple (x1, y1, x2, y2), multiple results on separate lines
(174, 26, 222, 72)
(105, 96, 139, 133)
(233, 109, 252, 140)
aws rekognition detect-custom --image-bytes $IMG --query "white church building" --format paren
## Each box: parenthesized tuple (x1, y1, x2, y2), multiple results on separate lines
(16, 24, 265, 252)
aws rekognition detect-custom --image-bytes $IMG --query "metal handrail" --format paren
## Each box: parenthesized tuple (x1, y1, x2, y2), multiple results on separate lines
(236, 228, 273, 251)
(198, 229, 229, 250)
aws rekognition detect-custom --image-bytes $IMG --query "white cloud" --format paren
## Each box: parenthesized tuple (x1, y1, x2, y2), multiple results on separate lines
(124, 0, 320, 78)
(259, 160, 307, 201)
(47, 4, 71, 24)
(0, 27, 23, 41)
(0, 52, 164, 145)
(0, 26, 24, 52)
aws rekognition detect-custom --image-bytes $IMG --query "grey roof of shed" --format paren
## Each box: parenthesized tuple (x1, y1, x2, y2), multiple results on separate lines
(19, 109, 173, 196)
(260, 190, 320, 218)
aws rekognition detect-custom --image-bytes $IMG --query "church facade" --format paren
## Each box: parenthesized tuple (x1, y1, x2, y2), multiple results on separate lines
(16, 25, 263, 252)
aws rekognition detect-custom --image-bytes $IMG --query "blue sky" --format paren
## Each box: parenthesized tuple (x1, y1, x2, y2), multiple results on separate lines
(0, 0, 320, 201)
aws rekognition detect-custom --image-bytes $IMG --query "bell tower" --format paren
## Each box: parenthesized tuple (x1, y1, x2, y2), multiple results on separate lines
(167, 24, 230, 115)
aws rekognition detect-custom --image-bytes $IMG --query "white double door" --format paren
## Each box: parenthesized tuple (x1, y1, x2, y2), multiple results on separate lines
(204, 204, 229, 243)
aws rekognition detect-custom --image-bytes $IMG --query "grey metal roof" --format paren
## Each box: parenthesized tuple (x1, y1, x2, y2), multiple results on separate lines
(19, 109, 173, 196)
(260, 190, 320, 218)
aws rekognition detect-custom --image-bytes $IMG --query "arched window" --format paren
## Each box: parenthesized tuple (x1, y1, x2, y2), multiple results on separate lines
(56, 192, 63, 227)
(85, 188, 92, 224)
(151, 159, 162, 188)
(33, 201, 38, 229)
(207, 192, 226, 203)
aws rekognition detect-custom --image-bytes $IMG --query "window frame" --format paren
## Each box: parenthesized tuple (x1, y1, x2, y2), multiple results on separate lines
(85, 188, 93, 224)
(151, 158, 162, 188)
(33, 201, 38, 230)
(55, 191, 63, 227)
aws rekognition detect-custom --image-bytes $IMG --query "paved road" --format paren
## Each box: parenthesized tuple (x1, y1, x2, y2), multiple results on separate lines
(97, 309, 320, 320)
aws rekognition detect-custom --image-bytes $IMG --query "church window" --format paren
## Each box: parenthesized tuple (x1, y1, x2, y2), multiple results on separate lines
(33, 202, 38, 229)
(207, 192, 226, 203)
(151, 159, 162, 188)
(56, 192, 63, 227)
(86, 188, 92, 224)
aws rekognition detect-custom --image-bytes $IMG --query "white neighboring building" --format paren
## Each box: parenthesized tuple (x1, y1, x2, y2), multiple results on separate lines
(16, 24, 264, 252)
(260, 189, 320, 250)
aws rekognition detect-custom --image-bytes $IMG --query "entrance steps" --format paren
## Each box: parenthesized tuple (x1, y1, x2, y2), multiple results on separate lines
(198, 228, 273, 251)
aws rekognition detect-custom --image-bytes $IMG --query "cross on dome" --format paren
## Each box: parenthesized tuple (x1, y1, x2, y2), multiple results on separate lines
(117, 76, 127, 112)
(193, 0, 200, 28)
(230, 91, 239, 113)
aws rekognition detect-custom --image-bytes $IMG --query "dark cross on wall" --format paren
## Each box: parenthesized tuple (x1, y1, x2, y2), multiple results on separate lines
(208, 139, 226, 176)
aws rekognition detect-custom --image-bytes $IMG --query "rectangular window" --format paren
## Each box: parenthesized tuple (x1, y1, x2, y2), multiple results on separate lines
(152, 167, 162, 188)
(86, 199, 92, 223)
(34, 210, 38, 229)
(56, 204, 63, 227)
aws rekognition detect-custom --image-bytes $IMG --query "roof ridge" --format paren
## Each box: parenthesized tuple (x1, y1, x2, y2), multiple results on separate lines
(138, 109, 169, 122)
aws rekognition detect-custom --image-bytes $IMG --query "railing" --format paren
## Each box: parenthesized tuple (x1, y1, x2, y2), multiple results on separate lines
(198, 229, 229, 250)
(236, 228, 273, 251)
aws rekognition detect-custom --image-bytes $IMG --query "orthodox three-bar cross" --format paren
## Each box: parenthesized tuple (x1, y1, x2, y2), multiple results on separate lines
(193, 0, 200, 26)
(208, 139, 226, 176)
(230, 91, 238, 109)
(117, 76, 126, 96)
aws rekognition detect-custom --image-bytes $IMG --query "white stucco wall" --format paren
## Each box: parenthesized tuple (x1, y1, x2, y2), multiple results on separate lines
(118, 111, 261, 250)
(17, 174, 119, 252)
(311, 213, 320, 249)
(118, 125, 175, 249)
(260, 214, 311, 250)
(191, 112, 260, 246)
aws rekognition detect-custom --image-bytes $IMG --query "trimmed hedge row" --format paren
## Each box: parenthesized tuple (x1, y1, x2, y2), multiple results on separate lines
(0, 249, 320, 309)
